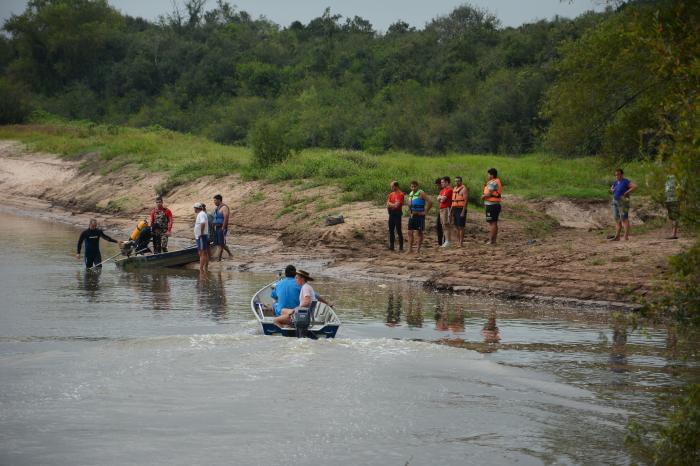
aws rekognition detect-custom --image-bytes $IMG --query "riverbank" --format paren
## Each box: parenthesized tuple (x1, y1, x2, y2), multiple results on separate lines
(0, 138, 691, 309)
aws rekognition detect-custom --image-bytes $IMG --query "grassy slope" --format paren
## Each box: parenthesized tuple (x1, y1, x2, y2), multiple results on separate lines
(0, 121, 652, 205)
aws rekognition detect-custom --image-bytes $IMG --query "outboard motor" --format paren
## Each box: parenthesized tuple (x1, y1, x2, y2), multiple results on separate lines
(293, 302, 316, 338)
(293, 308, 311, 338)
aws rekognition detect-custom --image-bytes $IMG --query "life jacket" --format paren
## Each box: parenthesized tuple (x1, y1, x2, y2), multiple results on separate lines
(129, 221, 148, 241)
(409, 190, 426, 213)
(213, 205, 225, 225)
(452, 185, 467, 208)
(483, 178, 502, 203)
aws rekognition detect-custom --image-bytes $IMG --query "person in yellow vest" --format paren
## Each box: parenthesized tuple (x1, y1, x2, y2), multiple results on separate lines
(451, 176, 468, 247)
(481, 168, 502, 245)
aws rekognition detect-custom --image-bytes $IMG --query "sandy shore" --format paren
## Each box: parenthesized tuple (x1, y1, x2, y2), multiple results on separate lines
(0, 140, 691, 310)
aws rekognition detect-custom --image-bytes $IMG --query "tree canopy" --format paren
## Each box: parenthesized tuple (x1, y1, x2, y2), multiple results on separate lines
(0, 0, 609, 155)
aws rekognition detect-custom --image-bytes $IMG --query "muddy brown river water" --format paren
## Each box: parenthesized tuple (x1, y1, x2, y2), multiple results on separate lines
(0, 214, 695, 465)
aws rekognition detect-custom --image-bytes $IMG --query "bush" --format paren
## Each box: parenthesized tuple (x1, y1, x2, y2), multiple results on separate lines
(248, 118, 291, 167)
(0, 78, 31, 124)
(627, 384, 700, 465)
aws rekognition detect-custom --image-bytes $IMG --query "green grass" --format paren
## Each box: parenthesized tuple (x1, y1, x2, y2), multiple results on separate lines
(0, 119, 654, 203)
(0, 120, 249, 195)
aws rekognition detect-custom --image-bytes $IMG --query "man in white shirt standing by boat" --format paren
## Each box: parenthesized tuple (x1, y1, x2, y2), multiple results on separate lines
(273, 269, 316, 327)
(193, 202, 209, 273)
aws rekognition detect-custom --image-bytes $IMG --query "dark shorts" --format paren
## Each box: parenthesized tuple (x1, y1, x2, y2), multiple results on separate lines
(612, 198, 630, 221)
(666, 201, 680, 221)
(452, 207, 466, 227)
(196, 236, 209, 251)
(214, 227, 226, 246)
(408, 215, 425, 231)
(485, 204, 501, 223)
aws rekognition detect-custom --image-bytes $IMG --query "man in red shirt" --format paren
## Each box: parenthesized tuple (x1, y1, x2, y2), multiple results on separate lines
(437, 176, 454, 248)
(150, 196, 173, 253)
(386, 181, 405, 251)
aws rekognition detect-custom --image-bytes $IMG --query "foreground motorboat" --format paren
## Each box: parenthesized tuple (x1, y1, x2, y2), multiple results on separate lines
(251, 282, 341, 338)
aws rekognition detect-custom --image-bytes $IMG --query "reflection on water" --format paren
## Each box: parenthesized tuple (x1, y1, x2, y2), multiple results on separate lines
(198, 272, 228, 321)
(76, 269, 101, 301)
(385, 291, 401, 327)
(609, 325, 629, 374)
(1, 212, 700, 466)
(434, 294, 465, 334)
(404, 289, 424, 327)
(480, 314, 501, 353)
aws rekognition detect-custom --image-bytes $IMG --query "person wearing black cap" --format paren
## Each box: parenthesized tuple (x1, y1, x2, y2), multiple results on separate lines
(271, 265, 300, 317)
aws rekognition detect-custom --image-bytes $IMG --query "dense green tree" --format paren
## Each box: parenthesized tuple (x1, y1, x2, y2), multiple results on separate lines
(0, 0, 612, 155)
(3, 0, 126, 93)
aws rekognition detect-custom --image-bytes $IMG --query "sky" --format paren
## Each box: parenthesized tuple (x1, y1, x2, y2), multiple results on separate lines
(1, 0, 606, 31)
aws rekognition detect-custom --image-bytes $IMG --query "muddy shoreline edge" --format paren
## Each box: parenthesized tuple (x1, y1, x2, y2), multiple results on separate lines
(1, 140, 690, 312)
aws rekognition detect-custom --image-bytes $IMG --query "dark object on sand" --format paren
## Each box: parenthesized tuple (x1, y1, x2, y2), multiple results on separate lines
(325, 215, 345, 226)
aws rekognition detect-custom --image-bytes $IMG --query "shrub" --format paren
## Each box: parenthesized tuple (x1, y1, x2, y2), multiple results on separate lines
(627, 384, 700, 465)
(0, 78, 31, 124)
(248, 118, 291, 167)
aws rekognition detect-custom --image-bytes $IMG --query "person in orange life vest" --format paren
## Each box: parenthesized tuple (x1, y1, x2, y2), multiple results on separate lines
(434, 178, 444, 246)
(437, 176, 454, 248)
(481, 168, 502, 245)
(386, 181, 405, 251)
(451, 176, 468, 247)
(406, 180, 432, 254)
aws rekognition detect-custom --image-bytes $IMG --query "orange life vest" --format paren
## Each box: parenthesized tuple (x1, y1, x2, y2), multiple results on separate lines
(483, 178, 502, 203)
(452, 185, 467, 208)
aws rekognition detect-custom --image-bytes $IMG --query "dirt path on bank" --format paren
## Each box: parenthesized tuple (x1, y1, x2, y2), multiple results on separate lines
(0, 140, 691, 309)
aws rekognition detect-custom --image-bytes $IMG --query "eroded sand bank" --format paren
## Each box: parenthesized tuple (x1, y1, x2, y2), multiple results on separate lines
(0, 140, 690, 309)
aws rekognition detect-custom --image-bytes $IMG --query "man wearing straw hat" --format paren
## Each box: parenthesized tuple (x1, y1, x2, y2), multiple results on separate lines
(273, 269, 317, 327)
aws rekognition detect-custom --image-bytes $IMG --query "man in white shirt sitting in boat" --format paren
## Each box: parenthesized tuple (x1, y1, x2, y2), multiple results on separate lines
(273, 269, 316, 327)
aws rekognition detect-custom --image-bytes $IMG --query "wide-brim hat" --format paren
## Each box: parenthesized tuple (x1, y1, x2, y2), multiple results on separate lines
(295, 269, 314, 281)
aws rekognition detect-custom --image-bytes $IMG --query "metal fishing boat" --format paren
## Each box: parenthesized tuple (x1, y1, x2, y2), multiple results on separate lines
(114, 246, 199, 270)
(251, 281, 341, 338)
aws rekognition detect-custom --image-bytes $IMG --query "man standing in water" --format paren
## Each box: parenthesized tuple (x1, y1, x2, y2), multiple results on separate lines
(407, 180, 432, 254)
(193, 203, 209, 273)
(150, 196, 173, 253)
(212, 194, 233, 260)
(76, 219, 119, 269)
(386, 181, 404, 251)
(610, 168, 637, 241)
(481, 168, 502, 245)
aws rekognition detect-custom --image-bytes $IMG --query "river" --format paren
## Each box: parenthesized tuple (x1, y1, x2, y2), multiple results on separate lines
(0, 214, 693, 465)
